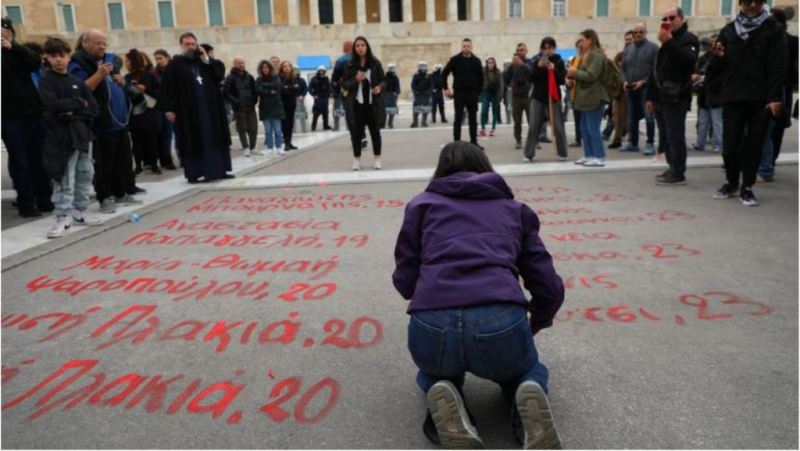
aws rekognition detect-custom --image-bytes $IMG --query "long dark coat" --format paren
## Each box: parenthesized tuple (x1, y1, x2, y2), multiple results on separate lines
(158, 55, 231, 157)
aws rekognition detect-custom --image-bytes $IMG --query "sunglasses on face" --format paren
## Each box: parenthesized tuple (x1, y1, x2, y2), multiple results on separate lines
(662, 15, 677, 22)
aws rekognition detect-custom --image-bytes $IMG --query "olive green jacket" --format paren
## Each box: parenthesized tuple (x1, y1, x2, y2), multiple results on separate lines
(572, 49, 608, 111)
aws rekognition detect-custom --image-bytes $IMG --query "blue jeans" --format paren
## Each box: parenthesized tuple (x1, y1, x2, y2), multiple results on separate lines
(695, 107, 722, 150)
(408, 303, 549, 400)
(263, 119, 283, 150)
(758, 118, 777, 178)
(627, 88, 655, 147)
(480, 93, 501, 130)
(580, 104, 606, 159)
(52, 148, 94, 217)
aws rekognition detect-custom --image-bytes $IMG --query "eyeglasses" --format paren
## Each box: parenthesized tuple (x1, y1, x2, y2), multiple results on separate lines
(662, 15, 677, 22)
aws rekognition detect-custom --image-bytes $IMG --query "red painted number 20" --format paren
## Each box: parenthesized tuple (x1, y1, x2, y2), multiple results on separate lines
(259, 377, 341, 424)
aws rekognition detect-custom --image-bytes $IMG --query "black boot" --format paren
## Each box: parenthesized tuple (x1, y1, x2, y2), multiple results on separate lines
(411, 113, 419, 128)
(422, 113, 428, 127)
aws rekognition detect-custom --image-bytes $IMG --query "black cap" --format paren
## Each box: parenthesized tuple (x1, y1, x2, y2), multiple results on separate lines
(1, 17, 15, 36)
(200, 43, 213, 52)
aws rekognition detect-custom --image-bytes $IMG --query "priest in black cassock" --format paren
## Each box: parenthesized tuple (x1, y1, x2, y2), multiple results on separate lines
(158, 32, 233, 183)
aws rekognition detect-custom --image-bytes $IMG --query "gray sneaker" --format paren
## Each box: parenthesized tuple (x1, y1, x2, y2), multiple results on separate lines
(427, 381, 484, 449)
(515, 381, 562, 449)
(73, 210, 102, 226)
(99, 198, 117, 214)
(115, 194, 144, 206)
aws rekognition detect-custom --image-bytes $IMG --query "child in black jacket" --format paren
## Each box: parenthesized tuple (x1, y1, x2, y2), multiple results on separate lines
(39, 37, 100, 238)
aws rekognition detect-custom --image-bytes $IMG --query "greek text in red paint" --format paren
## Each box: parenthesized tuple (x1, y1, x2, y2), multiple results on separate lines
(26, 273, 339, 303)
(60, 254, 339, 280)
(1, 358, 340, 425)
(552, 242, 701, 262)
(123, 232, 369, 249)
(2, 304, 383, 354)
(553, 291, 773, 325)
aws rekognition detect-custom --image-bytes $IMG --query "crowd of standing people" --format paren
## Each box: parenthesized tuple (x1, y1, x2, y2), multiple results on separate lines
(1, 0, 796, 239)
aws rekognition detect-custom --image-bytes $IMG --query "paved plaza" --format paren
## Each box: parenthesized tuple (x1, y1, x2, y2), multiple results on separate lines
(1, 117, 798, 448)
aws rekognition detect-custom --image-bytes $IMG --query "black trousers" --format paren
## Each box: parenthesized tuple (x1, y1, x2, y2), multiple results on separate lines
(722, 102, 771, 188)
(453, 92, 479, 143)
(234, 108, 258, 150)
(131, 128, 160, 170)
(350, 102, 381, 158)
(94, 129, 134, 201)
(1, 115, 52, 210)
(282, 103, 296, 146)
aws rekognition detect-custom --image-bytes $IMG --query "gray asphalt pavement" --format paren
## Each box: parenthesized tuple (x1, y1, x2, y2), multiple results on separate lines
(2, 160, 797, 448)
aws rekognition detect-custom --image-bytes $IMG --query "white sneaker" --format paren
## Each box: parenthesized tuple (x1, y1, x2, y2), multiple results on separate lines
(373, 160, 382, 170)
(574, 157, 588, 165)
(584, 158, 605, 167)
(352, 159, 361, 171)
(47, 216, 73, 238)
(556, 156, 568, 162)
(73, 210, 102, 227)
(522, 157, 533, 163)
(277, 147, 286, 155)
(243, 149, 252, 157)
(515, 381, 562, 449)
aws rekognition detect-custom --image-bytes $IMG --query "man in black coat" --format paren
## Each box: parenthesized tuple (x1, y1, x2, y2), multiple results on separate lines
(706, 0, 787, 205)
(223, 56, 258, 155)
(646, 6, 699, 186)
(767, 6, 797, 167)
(1, 17, 52, 217)
(309, 66, 333, 131)
(442, 38, 484, 147)
(159, 32, 233, 183)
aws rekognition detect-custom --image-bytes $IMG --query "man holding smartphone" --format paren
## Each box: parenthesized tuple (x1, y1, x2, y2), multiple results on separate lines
(621, 22, 658, 154)
(646, 7, 699, 186)
(159, 32, 233, 184)
(706, 0, 787, 206)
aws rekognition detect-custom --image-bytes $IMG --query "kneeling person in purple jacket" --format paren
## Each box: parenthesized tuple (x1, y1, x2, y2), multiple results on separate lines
(392, 141, 565, 449)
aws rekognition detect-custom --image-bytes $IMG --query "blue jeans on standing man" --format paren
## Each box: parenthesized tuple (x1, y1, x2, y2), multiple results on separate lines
(695, 107, 722, 151)
(627, 87, 655, 150)
(757, 118, 777, 178)
(580, 104, 607, 160)
(408, 303, 549, 401)
(263, 118, 284, 150)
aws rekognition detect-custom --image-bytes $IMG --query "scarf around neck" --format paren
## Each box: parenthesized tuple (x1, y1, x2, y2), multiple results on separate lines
(735, 6, 770, 40)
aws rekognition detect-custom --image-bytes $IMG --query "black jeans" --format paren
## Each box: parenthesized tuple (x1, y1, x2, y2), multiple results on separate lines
(282, 103, 296, 146)
(234, 108, 258, 150)
(453, 92, 479, 143)
(94, 129, 134, 201)
(772, 90, 793, 164)
(654, 99, 690, 178)
(722, 102, 771, 188)
(1, 115, 52, 209)
(350, 102, 381, 158)
(131, 128, 160, 170)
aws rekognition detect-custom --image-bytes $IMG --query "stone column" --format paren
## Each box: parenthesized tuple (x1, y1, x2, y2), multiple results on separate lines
(379, 0, 389, 22)
(491, 0, 501, 20)
(470, 0, 480, 21)
(358, 0, 368, 23)
(309, 0, 320, 24)
(426, 0, 436, 22)
(288, 0, 300, 25)
(403, 0, 413, 22)
(446, 0, 457, 21)
(333, 0, 343, 24)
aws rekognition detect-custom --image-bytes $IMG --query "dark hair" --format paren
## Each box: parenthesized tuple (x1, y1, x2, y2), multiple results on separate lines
(125, 48, 148, 76)
(624, 30, 634, 36)
(154, 48, 170, 59)
(485, 57, 499, 73)
(540, 36, 557, 49)
(43, 37, 71, 56)
(179, 32, 197, 44)
(580, 29, 601, 50)
(349, 36, 377, 68)
(772, 7, 787, 25)
(200, 43, 213, 52)
(433, 142, 495, 179)
(257, 59, 274, 79)
(24, 41, 44, 55)
(462, 37, 472, 43)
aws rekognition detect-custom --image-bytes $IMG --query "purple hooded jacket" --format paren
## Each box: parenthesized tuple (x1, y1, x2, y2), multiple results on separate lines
(392, 172, 564, 332)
